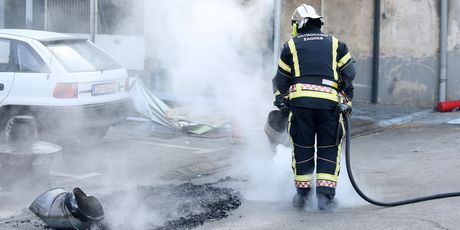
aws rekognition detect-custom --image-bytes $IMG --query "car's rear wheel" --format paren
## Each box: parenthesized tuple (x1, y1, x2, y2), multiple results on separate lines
(76, 125, 110, 143)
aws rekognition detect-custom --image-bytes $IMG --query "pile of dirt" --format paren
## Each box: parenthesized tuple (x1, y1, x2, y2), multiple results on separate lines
(98, 182, 241, 230)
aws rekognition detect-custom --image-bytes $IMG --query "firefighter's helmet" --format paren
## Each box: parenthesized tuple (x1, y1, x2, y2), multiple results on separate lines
(291, 4, 323, 29)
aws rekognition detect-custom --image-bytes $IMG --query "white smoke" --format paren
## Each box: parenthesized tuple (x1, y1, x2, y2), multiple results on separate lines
(144, 0, 274, 137)
(102, 0, 276, 227)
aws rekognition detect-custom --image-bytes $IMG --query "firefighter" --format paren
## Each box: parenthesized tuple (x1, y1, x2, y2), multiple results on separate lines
(273, 4, 356, 210)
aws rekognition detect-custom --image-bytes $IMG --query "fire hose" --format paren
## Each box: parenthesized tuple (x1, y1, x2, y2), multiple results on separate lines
(342, 110, 460, 207)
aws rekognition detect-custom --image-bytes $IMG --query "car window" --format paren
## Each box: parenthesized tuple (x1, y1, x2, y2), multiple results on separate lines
(15, 42, 48, 73)
(46, 40, 121, 73)
(0, 39, 12, 72)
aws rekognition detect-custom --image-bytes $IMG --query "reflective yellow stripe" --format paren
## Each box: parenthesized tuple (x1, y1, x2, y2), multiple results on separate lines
(288, 112, 296, 175)
(332, 37, 339, 81)
(274, 90, 281, 96)
(335, 115, 345, 177)
(338, 52, 351, 68)
(288, 39, 300, 77)
(289, 87, 339, 102)
(278, 59, 291, 73)
(317, 173, 338, 182)
(295, 174, 312, 182)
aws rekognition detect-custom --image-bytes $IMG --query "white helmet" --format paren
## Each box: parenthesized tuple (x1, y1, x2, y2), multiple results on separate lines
(291, 4, 323, 29)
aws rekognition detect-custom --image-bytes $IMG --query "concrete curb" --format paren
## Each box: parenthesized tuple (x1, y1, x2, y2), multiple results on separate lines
(376, 110, 433, 127)
(351, 109, 433, 136)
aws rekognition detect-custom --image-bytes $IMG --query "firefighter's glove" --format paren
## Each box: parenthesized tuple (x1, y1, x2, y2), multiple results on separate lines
(344, 106, 352, 117)
(343, 102, 353, 117)
(274, 96, 290, 116)
(338, 80, 348, 91)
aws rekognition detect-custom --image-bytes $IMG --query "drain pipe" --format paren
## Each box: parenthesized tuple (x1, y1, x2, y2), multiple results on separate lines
(371, 0, 381, 104)
(439, 0, 448, 103)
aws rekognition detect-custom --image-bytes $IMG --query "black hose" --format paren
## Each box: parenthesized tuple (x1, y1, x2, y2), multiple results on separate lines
(343, 114, 460, 206)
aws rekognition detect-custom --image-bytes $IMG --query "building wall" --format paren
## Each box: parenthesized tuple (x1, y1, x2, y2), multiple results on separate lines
(281, 0, 450, 107)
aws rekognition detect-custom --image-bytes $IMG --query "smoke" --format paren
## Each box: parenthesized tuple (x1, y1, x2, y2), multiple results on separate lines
(238, 143, 366, 208)
(96, 0, 276, 227)
(240, 144, 295, 202)
(336, 156, 367, 207)
(144, 0, 274, 135)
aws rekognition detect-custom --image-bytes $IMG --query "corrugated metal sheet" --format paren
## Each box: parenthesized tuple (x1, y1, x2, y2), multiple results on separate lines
(45, 0, 142, 35)
(46, 0, 90, 33)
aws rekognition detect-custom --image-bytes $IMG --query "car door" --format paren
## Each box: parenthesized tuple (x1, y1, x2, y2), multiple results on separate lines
(9, 40, 51, 106)
(0, 38, 15, 103)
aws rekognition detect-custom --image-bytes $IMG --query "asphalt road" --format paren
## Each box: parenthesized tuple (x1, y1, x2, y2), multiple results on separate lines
(1, 111, 460, 230)
(195, 111, 460, 230)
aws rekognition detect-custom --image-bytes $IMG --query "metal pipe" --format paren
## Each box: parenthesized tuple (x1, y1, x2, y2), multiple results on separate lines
(273, 0, 282, 70)
(44, 0, 47, 30)
(439, 0, 448, 102)
(0, 0, 5, 28)
(26, 0, 33, 29)
(90, 0, 96, 42)
(371, 0, 381, 104)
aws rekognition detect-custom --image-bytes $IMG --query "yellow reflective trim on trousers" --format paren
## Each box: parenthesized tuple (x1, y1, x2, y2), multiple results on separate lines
(288, 112, 296, 175)
(334, 115, 345, 177)
(289, 90, 339, 102)
(278, 59, 291, 73)
(288, 39, 300, 77)
(295, 174, 312, 182)
(332, 37, 339, 81)
(338, 52, 351, 68)
(317, 173, 338, 182)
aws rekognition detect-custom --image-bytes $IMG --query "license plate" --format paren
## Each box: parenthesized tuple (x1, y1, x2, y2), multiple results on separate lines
(92, 82, 118, 96)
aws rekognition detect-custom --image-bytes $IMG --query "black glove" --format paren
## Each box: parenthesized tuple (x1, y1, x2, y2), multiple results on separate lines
(338, 80, 348, 91)
(274, 95, 290, 116)
(344, 106, 352, 117)
(338, 103, 352, 117)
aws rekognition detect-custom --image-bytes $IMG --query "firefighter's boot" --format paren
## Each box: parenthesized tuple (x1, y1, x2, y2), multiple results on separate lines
(317, 193, 337, 211)
(292, 188, 310, 209)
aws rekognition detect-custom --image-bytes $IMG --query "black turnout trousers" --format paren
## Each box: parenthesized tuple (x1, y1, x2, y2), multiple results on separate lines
(288, 106, 345, 198)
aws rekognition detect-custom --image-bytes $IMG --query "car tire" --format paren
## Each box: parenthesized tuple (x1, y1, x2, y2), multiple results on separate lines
(76, 125, 110, 143)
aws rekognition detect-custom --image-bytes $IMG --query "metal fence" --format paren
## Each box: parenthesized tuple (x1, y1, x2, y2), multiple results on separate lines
(46, 0, 90, 33)
(45, 0, 142, 35)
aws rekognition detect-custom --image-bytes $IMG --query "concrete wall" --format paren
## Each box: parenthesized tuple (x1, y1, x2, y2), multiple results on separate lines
(281, 0, 448, 107)
(322, 0, 374, 104)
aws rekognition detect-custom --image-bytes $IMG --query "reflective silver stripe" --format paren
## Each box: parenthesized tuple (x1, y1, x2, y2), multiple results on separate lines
(332, 37, 339, 81)
(278, 59, 291, 73)
(338, 52, 351, 68)
(288, 39, 300, 77)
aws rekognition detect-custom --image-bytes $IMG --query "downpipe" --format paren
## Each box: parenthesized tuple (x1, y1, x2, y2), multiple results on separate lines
(342, 110, 460, 207)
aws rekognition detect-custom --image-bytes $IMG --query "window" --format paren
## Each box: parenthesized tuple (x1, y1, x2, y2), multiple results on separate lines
(0, 39, 12, 72)
(16, 42, 49, 73)
(46, 39, 121, 72)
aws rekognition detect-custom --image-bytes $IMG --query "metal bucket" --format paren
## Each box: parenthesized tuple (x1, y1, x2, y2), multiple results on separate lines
(29, 188, 104, 229)
(264, 110, 290, 149)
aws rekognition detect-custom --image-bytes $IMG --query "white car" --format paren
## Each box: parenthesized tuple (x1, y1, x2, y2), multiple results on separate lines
(0, 29, 131, 140)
